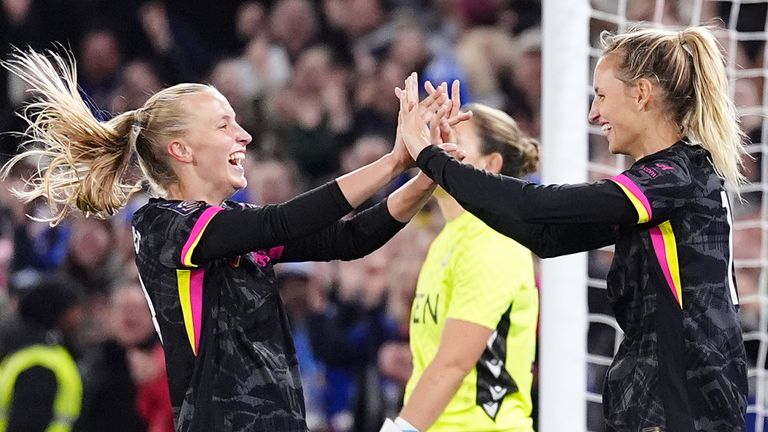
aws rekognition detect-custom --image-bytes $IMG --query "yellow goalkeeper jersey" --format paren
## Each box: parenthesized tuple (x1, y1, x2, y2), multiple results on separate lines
(405, 212, 538, 432)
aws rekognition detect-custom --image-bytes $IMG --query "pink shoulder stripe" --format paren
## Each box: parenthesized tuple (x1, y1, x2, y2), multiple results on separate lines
(181, 206, 222, 267)
(612, 174, 653, 220)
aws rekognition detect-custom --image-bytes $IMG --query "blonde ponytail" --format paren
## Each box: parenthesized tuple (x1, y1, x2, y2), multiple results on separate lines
(680, 27, 748, 187)
(0, 49, 142, 225)
(1, 49, 213, 226)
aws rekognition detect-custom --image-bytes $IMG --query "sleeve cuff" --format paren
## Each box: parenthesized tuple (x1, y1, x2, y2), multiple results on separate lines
(373, 198, 407, 231)
(327, 180, 354, 213)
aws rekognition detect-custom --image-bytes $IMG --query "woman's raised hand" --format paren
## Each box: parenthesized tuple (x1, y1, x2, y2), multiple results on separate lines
(392, 72, 448, 169)
(397, 73, 472, 161)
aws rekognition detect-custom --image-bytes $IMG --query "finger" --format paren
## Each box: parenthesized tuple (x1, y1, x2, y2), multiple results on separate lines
(454, 149, 467, 161)
(398, 88, 409, 118)
(424, 80, 437, 95)
(447, 110, 473, 126)
(450, 80, 461, 117)
(437, 143, 458, 152)
(439, 117, 454, 143)
(406, 72, 419, 106)
(430, 107, 447, 145)
(417, 86, 445, 121)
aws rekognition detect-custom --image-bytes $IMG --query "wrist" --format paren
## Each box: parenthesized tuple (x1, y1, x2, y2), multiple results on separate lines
(395, 416, 419, 431)
(414, 171, 436, 190)
(384, 152, 410, 177)
(379, 417, 420, 432)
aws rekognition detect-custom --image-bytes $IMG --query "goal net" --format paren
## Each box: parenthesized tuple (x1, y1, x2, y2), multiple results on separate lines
(540, 1, 768, 431)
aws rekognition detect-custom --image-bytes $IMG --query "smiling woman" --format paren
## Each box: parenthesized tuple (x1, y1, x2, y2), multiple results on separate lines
(0, 49, 459, 432)
(399, 25, 750, 432)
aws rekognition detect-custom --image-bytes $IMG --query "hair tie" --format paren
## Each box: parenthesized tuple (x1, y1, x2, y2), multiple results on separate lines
(678, 32, 693, 56)
(132, 107, 147, 129)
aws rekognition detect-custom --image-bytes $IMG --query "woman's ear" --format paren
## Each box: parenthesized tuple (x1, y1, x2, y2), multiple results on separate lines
(635, 78, 653, 111)
(485, 152, 504, 174)
(167, 139, 193, 163)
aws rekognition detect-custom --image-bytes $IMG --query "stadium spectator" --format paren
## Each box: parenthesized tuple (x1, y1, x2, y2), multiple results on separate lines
(0, 278, 84, 432)
(78, 281, 173, 432)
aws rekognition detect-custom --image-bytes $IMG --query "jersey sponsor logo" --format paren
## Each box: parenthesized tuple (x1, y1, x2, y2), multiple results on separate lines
(157, 201, 204, 216)
(639, 162, 675, 179)
(641, 166, 659, 178)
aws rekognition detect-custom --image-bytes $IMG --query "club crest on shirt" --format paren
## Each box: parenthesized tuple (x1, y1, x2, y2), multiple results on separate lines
(157, 201, 204, 216)
(252, 250, 272, 268)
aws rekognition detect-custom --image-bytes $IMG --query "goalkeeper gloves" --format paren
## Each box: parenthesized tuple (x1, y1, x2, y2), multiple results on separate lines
(379, 417, 420, 432)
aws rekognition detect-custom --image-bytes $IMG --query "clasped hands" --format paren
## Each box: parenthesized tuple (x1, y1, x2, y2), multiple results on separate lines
(392, 72, 473, 169)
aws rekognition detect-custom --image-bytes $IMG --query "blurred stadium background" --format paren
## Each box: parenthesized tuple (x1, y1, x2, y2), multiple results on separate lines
(0, 1, 765, 431)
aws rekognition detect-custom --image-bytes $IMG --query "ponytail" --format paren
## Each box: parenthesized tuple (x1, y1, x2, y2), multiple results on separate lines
(1, 49, 211, 226)
(0, 49, 142, 225)
(680, 27, 748, 187)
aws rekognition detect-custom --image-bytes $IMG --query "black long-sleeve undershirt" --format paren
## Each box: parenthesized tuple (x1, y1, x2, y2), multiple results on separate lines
(277, 199, 405, 263)
(193, 181, 351, 263)
(416, 145, 637, 258)
(192, 182, 404, 264)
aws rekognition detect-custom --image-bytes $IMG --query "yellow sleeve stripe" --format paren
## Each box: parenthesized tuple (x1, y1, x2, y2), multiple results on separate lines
(650, 221, 683, 308)
(611, 174, 652, 224)
(180, 207, 222, 267)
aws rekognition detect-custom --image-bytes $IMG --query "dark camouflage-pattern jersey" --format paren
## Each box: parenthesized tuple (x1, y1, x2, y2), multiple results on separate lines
(415, 142, 748, 432)
(132, 199, 307, 432)
(605, 143, 747, 431)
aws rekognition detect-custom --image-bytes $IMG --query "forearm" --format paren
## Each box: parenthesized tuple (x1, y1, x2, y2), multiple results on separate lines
(194, 181, 352, 262)
(417, 146, 637, 225)
(467, 207, 618, 258)
(399, 362, 468, 431)
(336, 153, 407, 208)
(278, 199, 406, 262)
(387, 173, 437, 223)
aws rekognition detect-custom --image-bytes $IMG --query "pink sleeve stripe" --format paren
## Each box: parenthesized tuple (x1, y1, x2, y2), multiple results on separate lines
(612, 174, 653, 221)
(181, 206, 222, 267)
(650, 226, 682, 308)
(189, 269, 205, 354)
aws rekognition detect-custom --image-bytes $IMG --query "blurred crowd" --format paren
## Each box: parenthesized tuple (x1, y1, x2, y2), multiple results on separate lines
(0, 0, 765, 431)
